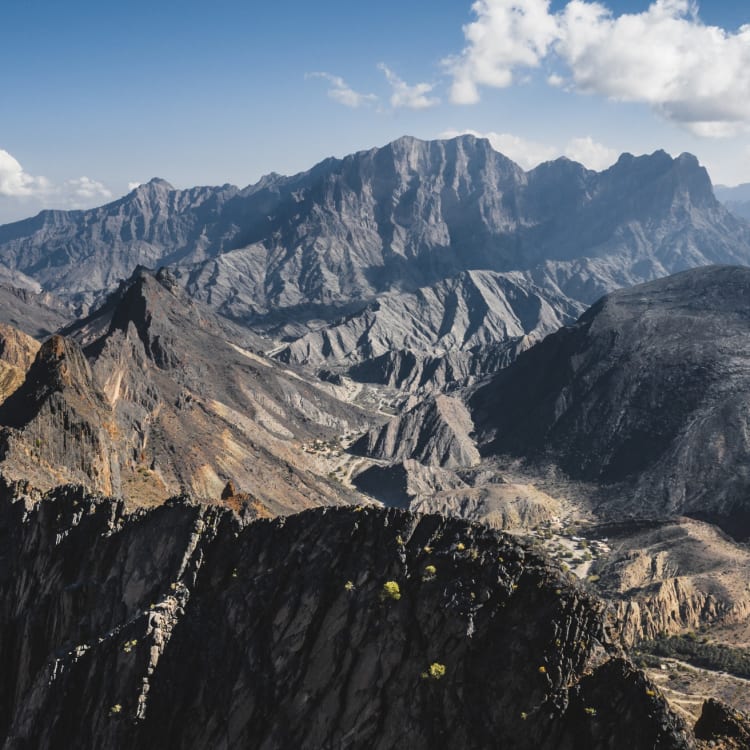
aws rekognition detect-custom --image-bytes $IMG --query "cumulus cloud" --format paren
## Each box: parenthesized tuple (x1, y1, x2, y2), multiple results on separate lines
(306, 72, 378, 108)
(441, 128, 617, 171)
(446, 0, 559, 105)
(128, 182, 143, 192)
(378, 64, 440, 110)
(564, 136, 618, 170)
(0, 149, 113, 223)
(447, 0, 750, 136)
(63, 177, 112, 206)
(0, 149, 52, 197)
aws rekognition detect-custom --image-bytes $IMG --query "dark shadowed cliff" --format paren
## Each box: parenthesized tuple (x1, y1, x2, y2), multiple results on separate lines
(470, 265, 750, 539)
(0, 480, 694, 750)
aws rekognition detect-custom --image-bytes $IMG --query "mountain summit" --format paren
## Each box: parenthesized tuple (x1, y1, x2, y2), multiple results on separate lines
(0, 136, 745, 315)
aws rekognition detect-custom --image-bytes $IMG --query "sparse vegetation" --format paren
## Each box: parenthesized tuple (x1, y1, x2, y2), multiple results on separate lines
(421, 662, 446, 680)
(636, 635, 750, 679)
(381, 581, 401, 601)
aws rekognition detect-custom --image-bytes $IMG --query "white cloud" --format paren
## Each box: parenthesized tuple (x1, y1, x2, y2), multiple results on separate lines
(564, 136, 618, 170)
(445, 0, 559, 105)
(0, 149, 113, 223)
(378, 64, 440, 110)
(441, 129, 618, 171)
(447, 0, 750, 137)
(0, 149, 52, 197)
(306, 72, 378, 108)
(63, 177, 112, 206)
(441, 128, 555, 168)
(128, 182, 143, 192)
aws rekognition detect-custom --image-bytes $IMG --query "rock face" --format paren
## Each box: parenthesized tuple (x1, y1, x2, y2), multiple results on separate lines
(0, 268, 370, 512)
(470, 266, 750, 540)
(586, 519, 750, 645)
(350, 394, 480, 468)
(0, 324, 41, 403)
(275, 269, 584, 389)
(0, 136, 748, 389)
(694, 699, 750, 748)
(0, 481, 694, 749)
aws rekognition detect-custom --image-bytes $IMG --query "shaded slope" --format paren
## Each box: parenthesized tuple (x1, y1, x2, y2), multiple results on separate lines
(0, 481, 693, 749)
(0, 284, 70, 338)
(470, 265, 750, 539)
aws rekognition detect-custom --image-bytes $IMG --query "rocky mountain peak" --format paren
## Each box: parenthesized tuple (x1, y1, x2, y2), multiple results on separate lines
(130, 177, 175, 195)
(30, 334, 95, 394)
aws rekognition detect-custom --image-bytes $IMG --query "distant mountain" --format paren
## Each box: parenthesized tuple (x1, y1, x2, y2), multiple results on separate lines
(1, 135, 748, 389)
(0, 284, 71, 338)
(275, 269, 584, 390)
(470, 265, 750, 540)
(0, 268, 369, 513)
(714, 183, 750, 222)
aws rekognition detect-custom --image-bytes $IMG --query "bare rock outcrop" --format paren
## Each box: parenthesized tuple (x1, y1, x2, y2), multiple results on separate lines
(0, 324, 40, 404)
(350, 394, 480, 468)
(0, 269, 371, 512)
(0, 480, 694, 749)
(588, 518, 750, 644)
(471, 266, 750, 540)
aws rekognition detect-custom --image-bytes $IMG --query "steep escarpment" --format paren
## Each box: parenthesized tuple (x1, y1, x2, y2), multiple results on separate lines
(0, 481, 693, 749)
(0, 268, 370, 511)
(470, 266, 750, 539)
(0, 334, 119, 494)
(585, 519, 750, 645)
(0, 324, 41, 403)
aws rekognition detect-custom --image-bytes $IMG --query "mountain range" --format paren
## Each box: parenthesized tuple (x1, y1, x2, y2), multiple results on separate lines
(2, 136, 750, 746)
(1, 135, 749, 392)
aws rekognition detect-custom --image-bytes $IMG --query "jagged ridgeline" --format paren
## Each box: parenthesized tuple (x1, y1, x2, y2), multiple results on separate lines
(0, 135, 748, 390)
(0, 480, 696, 750)
(0, 268, 369, 511)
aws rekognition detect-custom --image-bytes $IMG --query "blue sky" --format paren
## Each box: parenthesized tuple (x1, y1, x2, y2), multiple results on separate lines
(1, 0, 750, 222)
